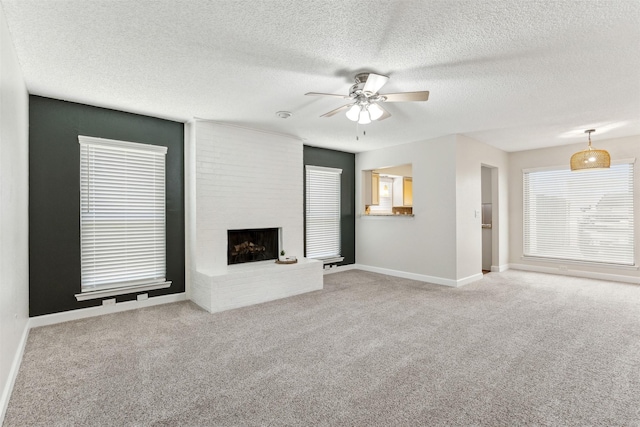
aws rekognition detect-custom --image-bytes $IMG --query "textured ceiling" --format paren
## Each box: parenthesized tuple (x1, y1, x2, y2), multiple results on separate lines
(2, 0, 639, 153)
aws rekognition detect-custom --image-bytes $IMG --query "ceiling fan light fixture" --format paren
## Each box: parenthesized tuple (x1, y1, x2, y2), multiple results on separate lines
(346, 104, 360, 122)
(306, 72, 430, 126)
(368, 103, 384, 121)
(570, 129, 610, 171)
(358, 107, 371, 124)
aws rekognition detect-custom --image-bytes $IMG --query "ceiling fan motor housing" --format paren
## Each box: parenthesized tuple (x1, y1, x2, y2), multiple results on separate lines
(350, 73, 384, 101)
(353, 73, 370, 85)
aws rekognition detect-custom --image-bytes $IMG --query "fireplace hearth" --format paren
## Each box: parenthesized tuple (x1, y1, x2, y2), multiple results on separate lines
(227, 228, 279, 265)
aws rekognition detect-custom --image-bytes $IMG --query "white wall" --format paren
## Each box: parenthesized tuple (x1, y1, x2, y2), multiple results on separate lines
(455, 135, 509, 278)
(0, 5, 29, 421)
(356, 134, 509, 285)
(509, 135, 640, 282)
(356, 135, 459, 282)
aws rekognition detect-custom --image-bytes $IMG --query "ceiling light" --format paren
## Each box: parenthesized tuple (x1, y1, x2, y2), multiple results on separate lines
(276, 111, 292, 119)
(368, 103, 384, 121)
(570, 129, 610, 171)
(346, 104, 360, 122)
(358, 107, 371, 125)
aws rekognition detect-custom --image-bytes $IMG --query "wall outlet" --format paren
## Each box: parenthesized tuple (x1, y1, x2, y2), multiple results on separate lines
(137, 293, 148, 301)
(559, 265, 568, 271)
(102, 298, 116, 306)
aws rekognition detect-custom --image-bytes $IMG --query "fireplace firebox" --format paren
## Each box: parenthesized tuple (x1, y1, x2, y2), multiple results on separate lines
(227, 228, 279, 265)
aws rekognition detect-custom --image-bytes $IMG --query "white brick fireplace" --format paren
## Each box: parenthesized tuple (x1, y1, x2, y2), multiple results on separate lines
(187, 121, 322, 313)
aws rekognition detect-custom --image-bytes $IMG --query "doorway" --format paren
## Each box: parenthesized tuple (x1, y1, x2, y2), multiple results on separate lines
(481, 166, 493, 273)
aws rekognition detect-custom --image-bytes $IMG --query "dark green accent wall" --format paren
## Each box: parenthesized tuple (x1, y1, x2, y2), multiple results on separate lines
(29, 96, 185, 316)
(303, 145, 355, 265)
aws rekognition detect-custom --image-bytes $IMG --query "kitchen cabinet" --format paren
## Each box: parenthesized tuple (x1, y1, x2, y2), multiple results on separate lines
(403, 177, 413, 206)
(363, 171, 380, 205)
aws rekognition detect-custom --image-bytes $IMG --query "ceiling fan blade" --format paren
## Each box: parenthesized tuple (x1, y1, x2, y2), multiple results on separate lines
(305, 92, 351, 99)
(320, 104, 351, 118)
(381, 91, 429, 102)
(376, 104, 391, 121)
(362, 73, 389, 94)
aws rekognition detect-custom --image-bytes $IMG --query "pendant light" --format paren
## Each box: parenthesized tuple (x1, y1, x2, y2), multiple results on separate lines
(381, 183, 389, 197)
(570, 129, 610, 171)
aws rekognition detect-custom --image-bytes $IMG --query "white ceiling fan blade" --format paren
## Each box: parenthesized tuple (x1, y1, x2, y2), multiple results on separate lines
(320, 104, 352, 118)
(368, 103, 384, 120)
(381, 91, 430, 102)
(305, 92, 351, 99)
(362, 73, 389, 94)
(377, 104, 391, 121)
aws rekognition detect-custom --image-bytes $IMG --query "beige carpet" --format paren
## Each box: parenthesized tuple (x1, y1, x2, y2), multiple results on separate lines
(4, 270, 640, 426)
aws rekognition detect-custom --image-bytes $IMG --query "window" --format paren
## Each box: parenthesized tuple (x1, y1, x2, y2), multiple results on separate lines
(523, 161, 635, 266)
(305, 165, 343, 263)
(77, 136, 171, 300)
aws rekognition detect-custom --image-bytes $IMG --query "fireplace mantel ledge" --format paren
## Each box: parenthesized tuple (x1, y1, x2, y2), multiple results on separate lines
(199, 257, 320, 277)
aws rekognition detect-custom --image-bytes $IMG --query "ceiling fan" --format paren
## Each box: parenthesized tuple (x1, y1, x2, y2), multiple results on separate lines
(305, 72, 429, 125)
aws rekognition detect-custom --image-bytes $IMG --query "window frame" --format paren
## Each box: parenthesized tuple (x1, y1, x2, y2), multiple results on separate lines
(305, 165, 344, 264)
(522, 159, 636, 268)
(75, 135, 171, 301)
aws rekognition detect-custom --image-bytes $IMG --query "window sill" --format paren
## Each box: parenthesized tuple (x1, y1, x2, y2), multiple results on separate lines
(75, 281, 172, 301)
(312, 256, 344, 265)
(521, 256, 638, 270)
(359, 213, 415, 218)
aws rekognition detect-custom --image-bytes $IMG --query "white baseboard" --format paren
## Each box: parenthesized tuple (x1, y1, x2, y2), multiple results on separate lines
(0, 320, 29, 424)
(323, 264, 358, 275)
(29, 292, 187, 328)
(457, 272, 484, 287)
(509, 263, 640, 285)
(491, 264, 510, 272)
(355, 264, 482, 287)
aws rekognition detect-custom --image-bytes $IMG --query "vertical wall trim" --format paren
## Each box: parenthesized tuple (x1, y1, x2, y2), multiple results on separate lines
(184, 120, 195, 300)
(0, 323, 29, 423)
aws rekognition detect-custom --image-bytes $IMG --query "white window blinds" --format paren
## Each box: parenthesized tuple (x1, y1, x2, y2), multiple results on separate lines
(523, 161, 635, 266)
(79, 136, 169, 292)
(305, 165, 342, 262)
